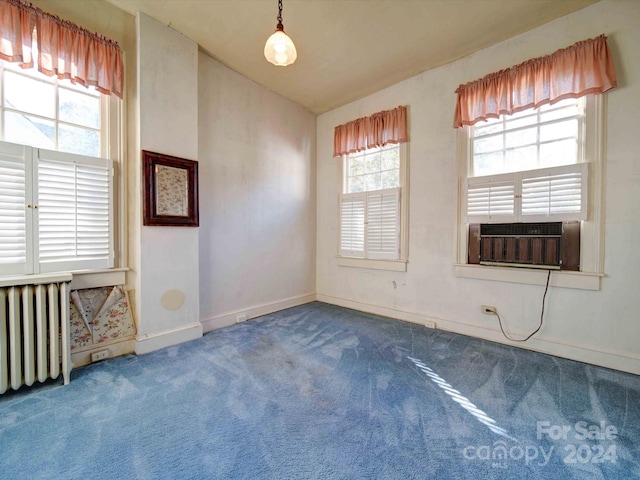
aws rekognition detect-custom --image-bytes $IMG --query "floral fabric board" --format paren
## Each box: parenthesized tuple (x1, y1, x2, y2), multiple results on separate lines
(69, 286, 136, 351)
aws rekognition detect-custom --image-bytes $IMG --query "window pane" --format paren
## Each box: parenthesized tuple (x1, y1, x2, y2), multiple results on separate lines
(380, 147, 399, 170)
(59, 88, 100, 128)
(540, 139, 577, 168)
(540, 105, 579, 123)
(363, 152, 381, 174)
(474, 134, 503, 154)
(505, 145, 537, 172)
(4, 71, 55, 118)
(540, 119, 577, 142)
(505, 114, 537, 130)
(505, 127, 536, 149)
(364, 173, 381, 191)
(58, 124, 100, 157)
(472, 99, 582, 177)
(348, 175, 365, 193)
(346, 145, 400, 193)
(474, 119, 503, 137)
(4, 112, 55, 149)
(349, 156, 364, 176)
(381, 169, 399, 189)
(473, 151, 504, 176)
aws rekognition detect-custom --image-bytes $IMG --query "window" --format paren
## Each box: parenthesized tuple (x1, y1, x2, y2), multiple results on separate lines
(471, 98, 582, 177)
(339, 143, 408, 268)
(0, 60, 121, 278)
(466, 98, 588, 224)
(456, 95, 605, 288)
(453, 36, 614, 289)
(0, 61, 107, 158)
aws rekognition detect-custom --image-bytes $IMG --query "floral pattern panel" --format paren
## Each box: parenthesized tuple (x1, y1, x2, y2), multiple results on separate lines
(155, 164, 188, 216)
(69, 286, 136, 351)
(70, 299, 92, 350)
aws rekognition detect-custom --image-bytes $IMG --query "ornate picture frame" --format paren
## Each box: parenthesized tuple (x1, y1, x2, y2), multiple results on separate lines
(142, 150, 199, 227)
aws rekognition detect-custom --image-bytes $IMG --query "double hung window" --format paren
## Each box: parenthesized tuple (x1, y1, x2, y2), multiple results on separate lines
(334, 105, 409, 270)
(454, 35, 616, 286)
(465, 98, 588, 224)
(340, 144, 405, 260)
(0, 60, 117, 277)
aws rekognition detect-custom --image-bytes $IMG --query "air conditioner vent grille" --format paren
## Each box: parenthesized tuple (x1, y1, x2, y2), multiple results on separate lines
(480, 222, 562, 237)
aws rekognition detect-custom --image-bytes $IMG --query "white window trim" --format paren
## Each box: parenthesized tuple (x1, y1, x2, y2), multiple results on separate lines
(336, 256, 408, 272)
(61, 93, 125, 282)
(0, 61, 125, 282)
(337, 143, 409, 272)
(454, 95, 605, 290)
(107, 88, 126, 272)
(1, 62, 106, 156)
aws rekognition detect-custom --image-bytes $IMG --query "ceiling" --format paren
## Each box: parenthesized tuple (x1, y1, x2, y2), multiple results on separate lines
(105, 0, 599, 115)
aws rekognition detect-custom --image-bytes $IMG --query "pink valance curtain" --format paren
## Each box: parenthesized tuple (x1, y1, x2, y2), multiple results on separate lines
(453, 34, 617, 128)
(0, 0, 124, 98)
(334, 105, 408, 157)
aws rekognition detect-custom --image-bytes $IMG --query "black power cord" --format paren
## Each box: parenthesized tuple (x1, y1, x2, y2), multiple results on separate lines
(494, 269, 552, 342)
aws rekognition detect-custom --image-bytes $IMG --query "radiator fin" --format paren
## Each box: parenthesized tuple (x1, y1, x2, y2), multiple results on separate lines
(0, 280, 71, 394)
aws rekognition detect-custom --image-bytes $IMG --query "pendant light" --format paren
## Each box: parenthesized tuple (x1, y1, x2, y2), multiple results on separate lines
(264, 0, 297, 66)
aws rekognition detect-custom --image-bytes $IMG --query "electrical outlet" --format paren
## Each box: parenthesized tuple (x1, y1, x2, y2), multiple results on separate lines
(481, 305, 497, 314)
(424, 320, 437, 329)
(236, 314, 247, 323)
(91, 349, 110, 362)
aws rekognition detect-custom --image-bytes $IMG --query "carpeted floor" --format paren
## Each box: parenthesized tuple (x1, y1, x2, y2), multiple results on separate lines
(1, 302, 639, 479)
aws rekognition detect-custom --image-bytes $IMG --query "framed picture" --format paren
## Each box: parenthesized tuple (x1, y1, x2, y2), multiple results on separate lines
(142, 150, 199, 227)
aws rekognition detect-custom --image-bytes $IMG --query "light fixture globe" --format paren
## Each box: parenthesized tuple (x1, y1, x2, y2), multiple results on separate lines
(264, 0, 297, 67)
(264, 28, 297, 66)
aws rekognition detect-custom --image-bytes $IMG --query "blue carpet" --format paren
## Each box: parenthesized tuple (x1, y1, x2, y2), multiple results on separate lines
(1, 302, 639, 479)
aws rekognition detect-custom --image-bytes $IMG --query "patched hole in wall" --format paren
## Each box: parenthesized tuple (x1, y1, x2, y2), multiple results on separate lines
(70, 286, 136, 351)
(161, 289, 185, 311)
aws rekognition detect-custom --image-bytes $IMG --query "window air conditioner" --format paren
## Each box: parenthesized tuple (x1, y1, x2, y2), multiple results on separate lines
(468, 222, 580, 271)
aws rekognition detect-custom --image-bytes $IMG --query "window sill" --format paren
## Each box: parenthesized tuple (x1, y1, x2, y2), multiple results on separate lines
(337, 257, 407, 272)
(454, 264, 602, 290)
(0, 268, 128, 289)
(69, 268, 128, 290)
(0, 272, 73, 288)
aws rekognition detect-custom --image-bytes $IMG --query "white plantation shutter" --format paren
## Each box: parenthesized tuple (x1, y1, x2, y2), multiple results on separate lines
(340, 193, 365, 258)
(466, 175, 516, 223)
(0, 141, 114, 277)
(366, 188, 399, 260)
(0, 142, 32, 275)
(339, 188, 401, 261)
(466, 164, 588, 223)
(36, 149, 113, 272)
(521, 163, 587, 221)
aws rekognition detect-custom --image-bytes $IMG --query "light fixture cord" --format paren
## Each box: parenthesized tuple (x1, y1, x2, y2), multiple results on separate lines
(276, 0, 284, 30)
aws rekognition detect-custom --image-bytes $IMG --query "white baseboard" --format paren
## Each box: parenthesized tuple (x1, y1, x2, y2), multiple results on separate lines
(317, 293, 640, 376)
(201, 293, 317, 333)
(135, 322, 203, 355)
(71, 337, 136, 368)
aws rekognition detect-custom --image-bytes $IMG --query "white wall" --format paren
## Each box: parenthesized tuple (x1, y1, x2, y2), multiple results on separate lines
(135, 13, 202, 353)
(198, 53, 316, 330)
(316, 0, 640, 374)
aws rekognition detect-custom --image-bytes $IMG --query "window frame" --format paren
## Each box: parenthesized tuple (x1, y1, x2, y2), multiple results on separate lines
(454, 95, 605, 290)
(0, 60, 125, 283)
(469, 98, 584, 177)
(337, 142, 409, 272)
(0, 61, 109, 157)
